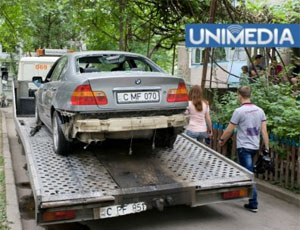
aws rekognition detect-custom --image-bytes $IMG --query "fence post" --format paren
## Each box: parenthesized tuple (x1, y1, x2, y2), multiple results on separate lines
(221, 125, 227, 156)
(212, 123, 218, 151)
(231, 132, 237, 161)
(291, 140, 296, 186)
(279, 155, 284, 185)
(297, 143, 300, 185)
(274, 151, 279, 182)
(279, 137, 285, 185)
(269, 134, 275, 182)
(217, 124, 223, 153)
(285, 139, 291, 187)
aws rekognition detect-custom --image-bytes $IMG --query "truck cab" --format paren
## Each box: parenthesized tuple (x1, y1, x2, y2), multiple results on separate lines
(17, 56, 59, 92)
(15, 49, 68, 114)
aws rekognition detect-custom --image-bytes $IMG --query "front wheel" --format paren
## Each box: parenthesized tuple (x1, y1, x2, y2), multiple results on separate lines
(52, 111, 72, 156)
(35, 101, 42, 125)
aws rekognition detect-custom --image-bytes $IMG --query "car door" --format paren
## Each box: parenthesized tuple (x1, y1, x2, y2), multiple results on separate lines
(41, 56, 68, 129)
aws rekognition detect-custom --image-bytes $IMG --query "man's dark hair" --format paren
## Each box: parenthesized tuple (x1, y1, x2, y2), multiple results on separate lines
(241, 65, 248, 71)
(238, 86, 251, 98)
(255, 54, 263, 60)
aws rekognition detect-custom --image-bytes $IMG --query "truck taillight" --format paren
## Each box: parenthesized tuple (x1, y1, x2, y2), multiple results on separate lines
(71, 84, 107, 105)
(222, 189, 248, 200)
(42, 210, 76, 222)
(167, 82, 188, 102)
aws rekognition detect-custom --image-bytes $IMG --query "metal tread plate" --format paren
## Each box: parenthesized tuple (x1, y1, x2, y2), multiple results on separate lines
(17, 117, 252, 205)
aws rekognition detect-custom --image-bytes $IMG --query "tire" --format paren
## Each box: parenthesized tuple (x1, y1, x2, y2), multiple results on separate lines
(35, 101, 42, 125)
(52, 111, 72, 156)
(154, 128, 178, 148)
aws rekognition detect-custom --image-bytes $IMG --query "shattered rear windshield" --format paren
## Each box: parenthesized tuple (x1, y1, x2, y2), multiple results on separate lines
(76, 54, 160, 73)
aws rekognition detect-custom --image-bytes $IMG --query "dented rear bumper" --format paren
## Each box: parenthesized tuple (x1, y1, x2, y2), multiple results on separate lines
(71, 114, 188, 137)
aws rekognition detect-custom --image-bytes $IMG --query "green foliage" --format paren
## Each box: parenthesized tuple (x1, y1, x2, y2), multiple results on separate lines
(0, 0, 299, 72)
(270, 0, 300, 23)
(211, 78, 300, 140)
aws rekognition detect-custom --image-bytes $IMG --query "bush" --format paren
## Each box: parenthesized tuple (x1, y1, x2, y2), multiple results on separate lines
(211, 78, 300, 139)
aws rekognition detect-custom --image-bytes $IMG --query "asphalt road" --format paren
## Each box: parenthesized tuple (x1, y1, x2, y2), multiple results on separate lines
(3, 107, 300, 230)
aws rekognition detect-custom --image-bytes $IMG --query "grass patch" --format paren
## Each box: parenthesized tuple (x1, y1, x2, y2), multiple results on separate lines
(0, 113, 9, 229)
(0, 169, 9, 230)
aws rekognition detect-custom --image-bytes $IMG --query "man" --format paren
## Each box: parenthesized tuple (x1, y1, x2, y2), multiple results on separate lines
(249, 54, 265, 83)
(219, 86, 269, 213)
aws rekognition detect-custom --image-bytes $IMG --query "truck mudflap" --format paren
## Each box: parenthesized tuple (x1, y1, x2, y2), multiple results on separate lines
(15, 116, 254, 225)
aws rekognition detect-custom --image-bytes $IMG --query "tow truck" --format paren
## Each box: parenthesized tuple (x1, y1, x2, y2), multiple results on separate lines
(13, 79, 254, 225)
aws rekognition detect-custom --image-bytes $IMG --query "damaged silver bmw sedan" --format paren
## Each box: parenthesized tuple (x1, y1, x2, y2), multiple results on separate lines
(34, 51, 189, 155)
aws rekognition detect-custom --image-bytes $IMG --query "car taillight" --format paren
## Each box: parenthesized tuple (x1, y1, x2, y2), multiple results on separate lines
(93, 91, 108, 105)
(167, 82, 189, 102)
(71, 84, 107, 105)
(42, 210, 76, 222)
(222, 189, 248, 200)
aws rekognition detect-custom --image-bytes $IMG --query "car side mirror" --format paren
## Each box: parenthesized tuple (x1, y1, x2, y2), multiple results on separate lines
(32, 76, 43, 83)
(32, 76, 43, 88)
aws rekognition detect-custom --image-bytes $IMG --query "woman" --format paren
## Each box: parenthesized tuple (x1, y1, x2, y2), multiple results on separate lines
(185, 85, 212, 142)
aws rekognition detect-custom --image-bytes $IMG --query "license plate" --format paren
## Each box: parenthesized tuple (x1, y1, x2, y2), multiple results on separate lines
(117, 91, 159, 103)
(99, 202, 147, 219)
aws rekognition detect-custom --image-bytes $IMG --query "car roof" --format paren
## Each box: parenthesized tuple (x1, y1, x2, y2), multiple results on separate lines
(68, 51, 146, 58)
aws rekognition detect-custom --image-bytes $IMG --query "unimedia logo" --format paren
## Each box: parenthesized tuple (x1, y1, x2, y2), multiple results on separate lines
(185, 24, 300, 47)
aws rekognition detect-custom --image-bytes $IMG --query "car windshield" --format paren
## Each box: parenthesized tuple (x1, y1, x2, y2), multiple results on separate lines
(76, 54, 160, 73)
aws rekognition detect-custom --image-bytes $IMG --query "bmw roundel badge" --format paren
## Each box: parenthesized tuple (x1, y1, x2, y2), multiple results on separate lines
(135, 79, 141, 85)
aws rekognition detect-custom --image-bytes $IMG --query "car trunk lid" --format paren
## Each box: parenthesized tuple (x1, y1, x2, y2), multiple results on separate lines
(84, 72, 188, 111)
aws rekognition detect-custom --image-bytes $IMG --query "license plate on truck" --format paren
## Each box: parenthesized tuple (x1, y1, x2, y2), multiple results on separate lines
(99, 202, 147, 219)
(117, 91, 159, 103)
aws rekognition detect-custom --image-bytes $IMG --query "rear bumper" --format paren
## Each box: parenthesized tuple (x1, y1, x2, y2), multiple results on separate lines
(71, 114, 188, 137)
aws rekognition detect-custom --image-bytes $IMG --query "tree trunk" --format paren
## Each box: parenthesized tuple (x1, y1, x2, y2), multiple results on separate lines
(201, 0, 217, 90)
(147, 23, 151, 57)
(172, 44, 176, 75)
(119, 0, 125, 50)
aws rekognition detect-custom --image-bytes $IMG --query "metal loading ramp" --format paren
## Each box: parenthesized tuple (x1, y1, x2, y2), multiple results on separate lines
(17, 117, 253, 209)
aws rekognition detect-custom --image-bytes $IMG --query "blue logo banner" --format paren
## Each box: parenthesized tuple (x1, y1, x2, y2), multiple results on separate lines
(185, 24, 300, 47)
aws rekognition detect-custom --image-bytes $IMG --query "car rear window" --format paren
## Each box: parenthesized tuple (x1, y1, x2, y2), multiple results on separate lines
(76, 54, 160, 73)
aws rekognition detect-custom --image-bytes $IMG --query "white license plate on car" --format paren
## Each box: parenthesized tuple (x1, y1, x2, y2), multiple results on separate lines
(99, 202, 147, 219)
(117, 91, 159, 103)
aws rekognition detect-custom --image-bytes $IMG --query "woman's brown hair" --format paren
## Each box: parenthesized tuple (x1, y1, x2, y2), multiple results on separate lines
(188, 85, 207, 112)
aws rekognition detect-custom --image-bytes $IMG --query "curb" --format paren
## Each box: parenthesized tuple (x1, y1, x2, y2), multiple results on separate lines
(256, 179, 300, 208)
(2, 111, 23, 230)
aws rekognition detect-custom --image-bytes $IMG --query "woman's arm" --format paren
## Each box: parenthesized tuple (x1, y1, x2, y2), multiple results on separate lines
(184, 101, 191, 115)
(205, 105, 212, 136)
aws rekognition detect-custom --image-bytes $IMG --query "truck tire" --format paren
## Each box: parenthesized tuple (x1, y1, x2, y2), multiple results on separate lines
(155, 128, 178, 148)
(52, 111, 72, 156)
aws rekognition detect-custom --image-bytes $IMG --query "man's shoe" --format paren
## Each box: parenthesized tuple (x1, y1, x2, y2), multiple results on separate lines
(244, 204, 258, 213)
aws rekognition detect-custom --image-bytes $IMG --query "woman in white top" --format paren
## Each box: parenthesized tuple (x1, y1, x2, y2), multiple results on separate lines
(185, 85, 212, 142)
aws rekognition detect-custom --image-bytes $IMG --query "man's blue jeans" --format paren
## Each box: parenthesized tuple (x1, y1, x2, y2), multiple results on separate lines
(237, 148, 258, 208)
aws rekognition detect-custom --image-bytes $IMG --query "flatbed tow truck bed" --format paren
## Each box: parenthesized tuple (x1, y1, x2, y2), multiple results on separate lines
(13, 80, 254, 226)
(14, 115, 254, 225)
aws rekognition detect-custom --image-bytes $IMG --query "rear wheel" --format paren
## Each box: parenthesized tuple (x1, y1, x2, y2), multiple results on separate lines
(52, 111, 72, 156)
